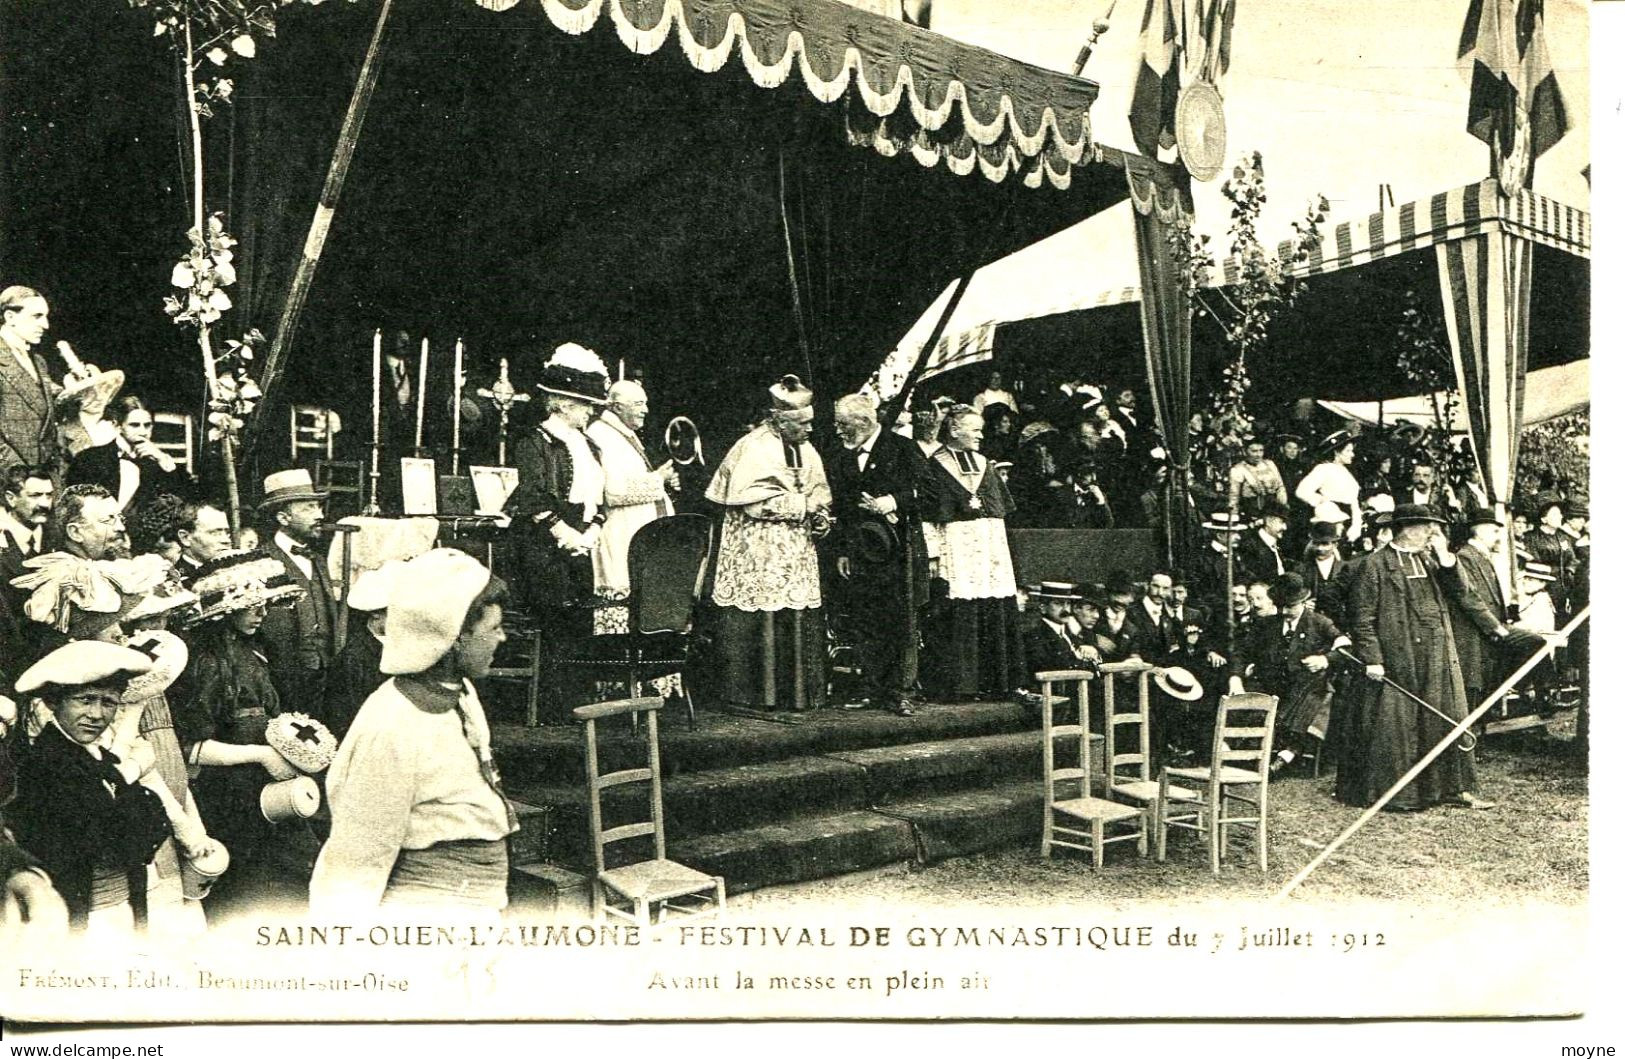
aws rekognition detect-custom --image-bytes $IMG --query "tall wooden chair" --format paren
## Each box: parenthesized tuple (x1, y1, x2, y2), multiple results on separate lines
(290, 404, 336, 462)
(151, 412, 195, 476)
(1156, 692, 1279, 874)
(1101, 661, 1200, 818)
(560, 514, 712, 729)
(1037, 669, 1146, 868)
(575, 696, 725, 927)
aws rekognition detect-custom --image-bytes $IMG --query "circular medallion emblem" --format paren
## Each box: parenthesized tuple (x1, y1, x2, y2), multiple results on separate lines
(1175, 79, 1227, 183)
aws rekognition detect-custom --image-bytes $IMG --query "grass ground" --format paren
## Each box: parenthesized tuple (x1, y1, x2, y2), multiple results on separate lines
(739, 720, 1588, 912)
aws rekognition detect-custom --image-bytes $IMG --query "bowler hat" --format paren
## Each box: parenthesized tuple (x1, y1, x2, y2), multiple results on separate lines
(1463, 505, 1502, 528)
(1309, 520, 1342, 543)
(1269, 572, 1313, 608)
(852, 517, 900, 564)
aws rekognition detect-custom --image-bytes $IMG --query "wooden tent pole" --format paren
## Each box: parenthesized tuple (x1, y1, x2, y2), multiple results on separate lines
(249, 0, 396, 456)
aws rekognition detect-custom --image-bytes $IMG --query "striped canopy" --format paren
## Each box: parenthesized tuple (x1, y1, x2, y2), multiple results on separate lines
(887, 175, 1587, 511)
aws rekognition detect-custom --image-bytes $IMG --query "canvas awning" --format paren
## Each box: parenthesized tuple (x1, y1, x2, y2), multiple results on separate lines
(897, 176, 1590, 387)
(1317, 358, 1589, 430)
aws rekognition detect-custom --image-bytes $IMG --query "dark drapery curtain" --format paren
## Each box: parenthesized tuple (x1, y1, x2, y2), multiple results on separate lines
(1127, 164, 1196, 571)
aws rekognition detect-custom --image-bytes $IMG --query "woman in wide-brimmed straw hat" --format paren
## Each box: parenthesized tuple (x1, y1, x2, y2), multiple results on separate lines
(312, 549, 517, 915)
(167, 551, 304, 912)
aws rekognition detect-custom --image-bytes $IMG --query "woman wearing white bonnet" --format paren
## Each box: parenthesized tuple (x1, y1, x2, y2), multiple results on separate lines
(310, 549, 517, 914)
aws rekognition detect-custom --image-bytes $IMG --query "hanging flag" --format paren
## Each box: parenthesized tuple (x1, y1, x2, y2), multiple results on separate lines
(1458, 0, 1570, 189)
(1130, 1, 1237, 163)
(1129, 0, 1180, 157)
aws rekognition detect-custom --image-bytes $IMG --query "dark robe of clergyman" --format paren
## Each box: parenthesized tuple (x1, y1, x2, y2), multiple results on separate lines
(1337, 547, 1499, 810)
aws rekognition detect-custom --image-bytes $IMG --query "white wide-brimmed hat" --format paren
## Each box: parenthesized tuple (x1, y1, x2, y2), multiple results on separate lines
(1154, 666, 1205, 702)
(347, 560, 406, 613)
(16, 640, 153, 695)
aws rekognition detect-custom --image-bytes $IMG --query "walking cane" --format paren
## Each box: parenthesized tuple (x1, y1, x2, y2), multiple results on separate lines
(1278, 606, 1589, 901)
(1334, 646, 1476, 752)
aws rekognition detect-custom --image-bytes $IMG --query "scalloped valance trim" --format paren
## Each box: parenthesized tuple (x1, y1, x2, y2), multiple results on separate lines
(485, 0, 1106, 189)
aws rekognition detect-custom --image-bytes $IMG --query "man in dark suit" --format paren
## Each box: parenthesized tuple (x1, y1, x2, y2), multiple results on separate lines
(255, 468, 340, 719)
(0, 466, 52, 687)
(171, 500, 235, 583)
(1021, 581, 1101, 680)
(1096, 572, 1145, 663)
(1235, 500, 1291, 588)
(1128, 569, 1182, 664)
(1451, 506, 1512, 711)
(1294, 519, 1350, 627)
(829, 394, 928, 715)
(0, 287, 65, 474)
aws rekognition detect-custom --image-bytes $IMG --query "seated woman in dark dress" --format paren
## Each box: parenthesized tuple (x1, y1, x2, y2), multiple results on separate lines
(170, 551, 303, 909)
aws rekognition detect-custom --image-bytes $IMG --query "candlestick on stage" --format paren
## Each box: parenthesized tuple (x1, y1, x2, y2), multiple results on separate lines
(366, 328, 382, 515)
(452, 337, 465, 474)
(414, 336, 429, 454)
(476, 357, 530, 465)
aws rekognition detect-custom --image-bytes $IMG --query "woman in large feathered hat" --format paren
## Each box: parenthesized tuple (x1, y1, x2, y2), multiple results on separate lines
(502, 342, 610, 720)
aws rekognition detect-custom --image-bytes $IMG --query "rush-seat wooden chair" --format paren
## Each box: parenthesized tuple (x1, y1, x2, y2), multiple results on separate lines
(1156, 692, 1279, 875)
(574, 696, 725, 927)
(1100, 661, 1200, 817)
(1036, 669, 1146, 868)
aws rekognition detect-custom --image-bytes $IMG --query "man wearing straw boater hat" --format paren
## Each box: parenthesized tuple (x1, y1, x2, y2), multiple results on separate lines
(312, 549, 516, 914)
(1337, 503, 1510, 812)
(256, 468, 339, 715)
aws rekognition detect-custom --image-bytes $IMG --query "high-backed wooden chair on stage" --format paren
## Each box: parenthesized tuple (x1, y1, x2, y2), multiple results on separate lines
(151, 412, 195, 477)
(1101, 660, 1200, 817)
(575, 696, 725, 927)
(1156, 692, 1279, 875)
(559, 514, 711, 730)
(1037, 669, 1146, 868)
